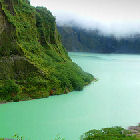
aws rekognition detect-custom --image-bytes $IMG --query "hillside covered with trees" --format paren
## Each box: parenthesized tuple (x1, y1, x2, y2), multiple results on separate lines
(0, 0, 94, 102)
(58, 25, 140, 53)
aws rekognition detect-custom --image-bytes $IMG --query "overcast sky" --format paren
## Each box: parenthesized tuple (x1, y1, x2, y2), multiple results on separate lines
(30, 0, 140, 36)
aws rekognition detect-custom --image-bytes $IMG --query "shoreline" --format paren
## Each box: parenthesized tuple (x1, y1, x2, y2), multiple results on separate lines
(128, 123, 140, 138)
(0, 79, 96, 105)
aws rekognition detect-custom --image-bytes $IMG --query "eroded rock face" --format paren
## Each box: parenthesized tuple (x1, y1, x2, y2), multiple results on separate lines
(0, 4, 6, 34)
(0, 0, 39, 82)
(128, 124, 140, 138)
(0, 2, 18, 57)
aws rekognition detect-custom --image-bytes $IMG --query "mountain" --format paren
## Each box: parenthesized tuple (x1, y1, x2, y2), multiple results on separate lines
(57, 25, 140, 54)
(0, 0, 94, 102)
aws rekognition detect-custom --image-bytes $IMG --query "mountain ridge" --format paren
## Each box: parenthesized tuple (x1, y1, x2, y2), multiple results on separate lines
(57, 25, 140, 54)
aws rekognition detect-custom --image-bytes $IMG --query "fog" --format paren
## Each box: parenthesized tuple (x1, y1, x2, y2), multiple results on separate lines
(30, 0, 140, 37)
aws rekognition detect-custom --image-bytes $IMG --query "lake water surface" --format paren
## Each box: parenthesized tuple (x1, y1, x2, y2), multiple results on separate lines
(0, 52, 140, 140)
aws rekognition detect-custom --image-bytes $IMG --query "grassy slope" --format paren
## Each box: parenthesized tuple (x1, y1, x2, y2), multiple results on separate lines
(0, 0, 94, 102)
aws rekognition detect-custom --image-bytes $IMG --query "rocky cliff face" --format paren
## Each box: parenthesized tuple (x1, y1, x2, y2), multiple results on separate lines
(58, 25, 140, 53)
(0, 0, 94, 102)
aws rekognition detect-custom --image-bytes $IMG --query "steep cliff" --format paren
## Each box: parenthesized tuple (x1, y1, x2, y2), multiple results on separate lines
(58, 25, 140, 53)
(0, 0, 94, 102)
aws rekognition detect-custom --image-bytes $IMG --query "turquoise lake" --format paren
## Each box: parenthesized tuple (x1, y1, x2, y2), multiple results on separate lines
(0, 52, 140, 140)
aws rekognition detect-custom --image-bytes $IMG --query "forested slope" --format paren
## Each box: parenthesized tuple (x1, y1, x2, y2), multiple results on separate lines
(0, 0, 94, 102)
(58, 25, 140, 53)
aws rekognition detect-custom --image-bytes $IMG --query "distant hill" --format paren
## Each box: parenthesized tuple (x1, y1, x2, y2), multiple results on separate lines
(57, 25, 140, 53)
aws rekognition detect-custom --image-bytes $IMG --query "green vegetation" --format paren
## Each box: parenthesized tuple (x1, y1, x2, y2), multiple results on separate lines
(0, 0, 94, 102)
(1, 126, 140, 140)
(0, 134, 23, 140)
(13, 134, 24, 140)
(54, 135, 65, 140)
(81, 127, 140, 140)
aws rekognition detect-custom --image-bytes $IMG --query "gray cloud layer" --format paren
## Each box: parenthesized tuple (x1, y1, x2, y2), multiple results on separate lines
(31, 0, 140, 36)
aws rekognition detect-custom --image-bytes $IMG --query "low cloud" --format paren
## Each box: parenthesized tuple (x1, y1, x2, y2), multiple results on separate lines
(30, 0, 140, 37)
(55, 11, 140, 38)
